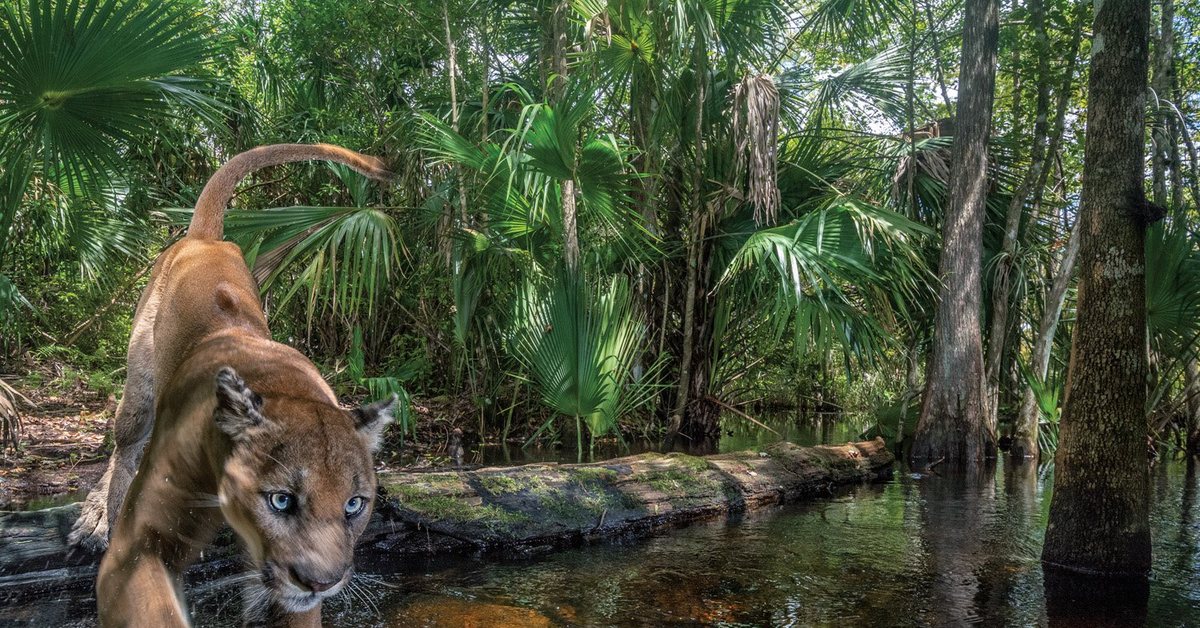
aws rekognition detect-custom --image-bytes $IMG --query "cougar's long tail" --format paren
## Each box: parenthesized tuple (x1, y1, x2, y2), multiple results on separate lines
(187, 143, 392, 240)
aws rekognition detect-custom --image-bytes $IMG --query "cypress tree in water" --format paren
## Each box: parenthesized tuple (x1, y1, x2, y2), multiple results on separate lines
(910, 0, 1000, 466)
(1041, 0, 1155, 576)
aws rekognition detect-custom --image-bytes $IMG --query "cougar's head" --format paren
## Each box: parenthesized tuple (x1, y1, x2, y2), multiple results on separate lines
(211, 366, 394, 612)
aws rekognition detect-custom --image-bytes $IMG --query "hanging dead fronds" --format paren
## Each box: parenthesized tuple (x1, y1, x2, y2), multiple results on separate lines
(732, 74, 781, 226)
(0, 378, 28, 454)
(890, 118, 952, 204)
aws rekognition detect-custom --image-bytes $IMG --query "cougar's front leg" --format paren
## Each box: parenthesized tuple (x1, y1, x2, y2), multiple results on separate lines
(69, 304, 157, 553)
(97, 543, 189, 628)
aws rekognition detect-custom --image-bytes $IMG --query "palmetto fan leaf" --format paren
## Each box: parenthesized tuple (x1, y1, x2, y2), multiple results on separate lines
(510, 271, 650, 444)
(802, 0, 907, 44)
(780, 47, 909, 128)
(1145, 222, 1200, 363)
(0, 0, 214, 186)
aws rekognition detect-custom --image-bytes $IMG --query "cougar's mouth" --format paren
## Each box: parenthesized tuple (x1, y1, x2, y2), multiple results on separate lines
(260, 561, 347, 612)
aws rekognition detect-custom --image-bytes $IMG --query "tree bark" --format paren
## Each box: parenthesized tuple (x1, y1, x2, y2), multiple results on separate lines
(910, 0, 1000, 466)
(1041, 0, 1153, 577)
(985, 0, 1052, 431)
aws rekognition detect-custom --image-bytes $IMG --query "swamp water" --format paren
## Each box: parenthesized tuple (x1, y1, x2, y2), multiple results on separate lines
(4, 418, 1199, 627)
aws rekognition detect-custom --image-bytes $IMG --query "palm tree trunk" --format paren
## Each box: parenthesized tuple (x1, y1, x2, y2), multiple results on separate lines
(575, 414, 583, 462)
(547, 0, 579, 271)
(670, 37, 709, 435)
(562, 179, 580, 270)
(910, 0, 1000, 467)
(984, 0, 1051, 432)
(1042, 0, 1153, 577)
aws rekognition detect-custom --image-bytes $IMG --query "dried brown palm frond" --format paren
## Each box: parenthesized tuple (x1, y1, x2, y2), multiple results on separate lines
(0, 377, 29, 454)
(891, 118, 952, 204)
(732, 74, 781, 226)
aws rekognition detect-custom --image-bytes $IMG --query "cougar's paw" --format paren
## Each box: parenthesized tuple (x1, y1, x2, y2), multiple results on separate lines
(67, 491, 110, 554)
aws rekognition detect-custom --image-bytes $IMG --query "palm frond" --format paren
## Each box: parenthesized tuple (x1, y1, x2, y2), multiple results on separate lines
(801, 0, 907, 44)
(510, 271, 651, 443)
(1145, 222, 1200, 362)
(221, 205, 401, 322)
(0, 0, 217, 189)
(780, 47, 908, 129)
(717, 198, 930, 367)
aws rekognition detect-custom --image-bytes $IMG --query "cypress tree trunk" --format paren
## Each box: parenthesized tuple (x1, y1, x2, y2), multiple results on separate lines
(910, 0, 999, 466)
(1041, 0, 1153, 576)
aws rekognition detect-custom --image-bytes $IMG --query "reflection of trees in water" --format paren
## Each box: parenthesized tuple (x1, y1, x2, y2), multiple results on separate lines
(916, 458, 1048, 626)
(917, 461, 1000, 624)
(1180, 461, 1199, 604)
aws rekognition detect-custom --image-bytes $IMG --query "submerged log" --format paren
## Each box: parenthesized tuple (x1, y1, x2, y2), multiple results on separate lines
(0, 439, 892, 597)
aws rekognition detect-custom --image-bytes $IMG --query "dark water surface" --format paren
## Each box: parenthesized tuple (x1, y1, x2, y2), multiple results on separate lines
(5, 417, 1199, 626)
(320, 458, 1198, 627)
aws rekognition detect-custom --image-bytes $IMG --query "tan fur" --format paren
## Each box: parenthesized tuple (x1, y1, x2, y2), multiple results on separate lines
(69, 144, 393, 627)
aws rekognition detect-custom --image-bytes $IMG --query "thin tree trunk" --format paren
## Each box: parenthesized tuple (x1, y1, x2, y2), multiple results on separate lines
(1186, 360, 1200, 455)
(910, 0, 1000, 466)
(562, 179, 579, 270)
(548, 0, 579, 271)
(923, 0, 955, 113)
(1042, 0, 1153, 577)
(1008, 1, 1087, 460)
(1011, 219, 1080, 459)
(443, 1, 468, 224)
(670, 38, 709, 435)
(985, 0, 1051, 433)
(1173, 113, 1200, 209)
(1150, 0, 1174, 207)
(1031, 1, 1087, 216)
(480, 12, 490, 141)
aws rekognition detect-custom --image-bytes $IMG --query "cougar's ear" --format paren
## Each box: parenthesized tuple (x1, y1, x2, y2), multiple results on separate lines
(214, 367, 267, 442)
(352, 394, 396, 453)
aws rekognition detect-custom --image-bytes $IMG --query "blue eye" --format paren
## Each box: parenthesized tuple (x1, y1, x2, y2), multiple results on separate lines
(345, 496, 366, 518)
(267, 492, 294, 513)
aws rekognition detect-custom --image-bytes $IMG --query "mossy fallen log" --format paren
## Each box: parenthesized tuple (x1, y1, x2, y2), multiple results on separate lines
(0, 439, 892, 597)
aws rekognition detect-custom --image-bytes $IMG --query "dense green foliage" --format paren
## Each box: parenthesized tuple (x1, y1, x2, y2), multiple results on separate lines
(1, 0, 1198, 459)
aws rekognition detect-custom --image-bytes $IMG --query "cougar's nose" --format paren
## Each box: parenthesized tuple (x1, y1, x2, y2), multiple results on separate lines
(290, 566, 344, 593)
